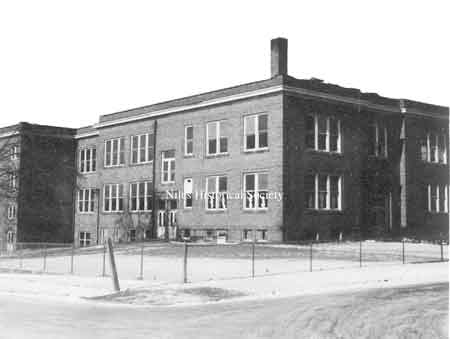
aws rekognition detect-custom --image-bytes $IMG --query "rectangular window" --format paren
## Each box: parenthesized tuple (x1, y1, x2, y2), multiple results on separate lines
(244, 173, 269, 210)
(257, 230, 268, 241)
(8, 172, 17, 189)
(78, 189, 96, 213)
(10, 145, 20, 160)
(7, 204, 16, 220)
(130, 182, 152, 211)
(306, 115, 341, 153)
(206, 176, 227, 210)
(185, 126, 194, 156)
(129, 229, 136, 242)
(161, 150, 175, 183)
(428, 184, 449, 213)
(104, 137, 125, 167)
(103, 184, 124, 212)
(422, 133, 447, 164)
(131, 133, 154, 164)
(430, 134, 438, 163)
(79, 232, 91, 247)
(438, 134, 447, 164)
(304, 174, 342, 210)
(369, 121, 388, 157)
(243, 229, 253, 241)
(207, 121, 228, 155)
(79, 147, 96, 173)
(420, 138, 428, 161)
(244, 114, 268, 151)
(184, 178, 193, 208)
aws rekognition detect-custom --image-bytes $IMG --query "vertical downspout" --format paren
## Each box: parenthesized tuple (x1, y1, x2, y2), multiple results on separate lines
(151, 120, 158, 239)
(399, 100, 408, 233)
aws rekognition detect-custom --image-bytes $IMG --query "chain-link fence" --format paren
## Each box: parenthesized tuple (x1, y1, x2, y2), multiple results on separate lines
(0, 240, 447, 283)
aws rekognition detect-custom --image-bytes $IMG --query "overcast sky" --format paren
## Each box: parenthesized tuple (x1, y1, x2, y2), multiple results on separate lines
(0, 1, 448, 129)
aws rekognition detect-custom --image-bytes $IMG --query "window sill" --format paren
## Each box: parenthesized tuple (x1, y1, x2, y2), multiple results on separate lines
(129, 210, 152, 213)
(77, 212, 96, 215)
(205, 153, 229, 159)
(79, 171, 97, 175)
(129, 161, 153, 167)
(102, 211, 124, 214)
(205, 209, 227, 213)
(184, 154, 194, 159)
(161, 181, 176, 185)
(427, 211, 449, 215)
(103, 164, 126, 169)
(304, 209, 343, 215)
(306, 149, 343, 156)
(243, 208, 268, 213)
(420, 160, 448, 166)
(368, 155, 388, 160)
(243, 148, 269, 154)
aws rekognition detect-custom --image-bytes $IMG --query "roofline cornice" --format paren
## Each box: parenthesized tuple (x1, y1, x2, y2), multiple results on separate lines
(73, 84, 448, 137)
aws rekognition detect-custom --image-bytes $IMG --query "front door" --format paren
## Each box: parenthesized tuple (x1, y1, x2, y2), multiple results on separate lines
(157, 199, 178, 240)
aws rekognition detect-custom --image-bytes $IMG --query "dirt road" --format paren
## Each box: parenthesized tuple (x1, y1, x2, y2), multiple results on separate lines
(0, 283, 447, 339)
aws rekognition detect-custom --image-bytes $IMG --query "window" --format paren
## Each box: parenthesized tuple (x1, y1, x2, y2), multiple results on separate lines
(78, 189, 96, 213)
(131, 133, 154, 164)
(244, 173, 268, 210)
(185, 126, 194, 156)
(128, 229, 136, 242)
(10, 145, 20, 160)
(428, 184, 448, 213)
(130, 182, 152, 211)
(257, 230, 268, 241)
(7, 204, 16, 220)
(421, 133, 447, 164)
(79, 232, 91, 247)
(8, 172, 17, 190)
(304, 174, 342, 210)
(104, 137, 125, 167)
(103, 184, 124, 212)
(243, 229, 253, 241)
(161, 150, 175, 183)
(305, 115, 341, 153)
(206, 176, 227, 210)
(369, 121, 388, 157)
(244, 114, 268, 151)
(207, 121, 228, 155)
(79, 147, 96, 173)
(184, 178, 193, 208)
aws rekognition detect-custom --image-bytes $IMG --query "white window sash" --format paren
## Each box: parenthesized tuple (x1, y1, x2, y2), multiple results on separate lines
(184, 126, 193, 155)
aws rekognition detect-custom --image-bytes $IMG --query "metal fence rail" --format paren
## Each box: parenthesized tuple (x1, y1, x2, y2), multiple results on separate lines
(0, 240, 447, 283)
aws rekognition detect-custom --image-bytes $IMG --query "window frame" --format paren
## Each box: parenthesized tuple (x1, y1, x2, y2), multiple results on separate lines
(183, 177, 193, 209)
(205, 175, 228, 210)
(305, 114, 341, 153)
(79, 231, 91, 247)
(369, 121, 388, 158)
(304, 174, 342, 211)
(78, 188, 96, 213)
(161, 150, 176, 184)
(103, 183, 124, 213)
(184, 125, 194, 156)
(10, 145, 20, 160)
(206, 120, 228, 156)
(422, 133, 447, 164)
(129, 181, 153, 212)
(428, 184, 449, 213)
(7, 204, 16, 220)
(130, 133, 154, 165)
(244, 113, 269, 152)
(104, 137, 125, 168)
(79, 146, 97, 173)
(243, 172, 269, 210)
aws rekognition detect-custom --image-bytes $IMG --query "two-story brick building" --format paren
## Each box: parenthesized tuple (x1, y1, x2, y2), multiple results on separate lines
(1, 38, 448, 247)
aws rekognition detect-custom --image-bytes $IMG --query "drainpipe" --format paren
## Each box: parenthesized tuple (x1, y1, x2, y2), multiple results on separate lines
(151, 120, 158, 239)
(96, 188, 101, 244)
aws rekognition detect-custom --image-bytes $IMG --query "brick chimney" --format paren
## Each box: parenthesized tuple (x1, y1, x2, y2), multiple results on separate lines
(271, 37, 288, 77)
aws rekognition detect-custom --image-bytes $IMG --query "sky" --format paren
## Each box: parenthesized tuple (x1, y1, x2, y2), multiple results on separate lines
(0, 1, 448, 129)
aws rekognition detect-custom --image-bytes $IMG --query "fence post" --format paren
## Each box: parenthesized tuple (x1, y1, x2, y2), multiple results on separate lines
(102, 243, 106, 277)
(251, 240, 255, 278)
(359, 238, 362, 268)
(440, 240, 444, 262)
(42, 243, 47, 272)
(138, 242, 144, 280)
(19, 243, 23, 269)
(183, 242, 188, 283)
(107, 238, 120, 292)
(402, 239, 405, 264)
(309, 241, 313, 272)
(70, 243, 74, 274)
